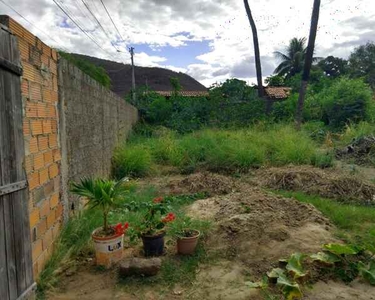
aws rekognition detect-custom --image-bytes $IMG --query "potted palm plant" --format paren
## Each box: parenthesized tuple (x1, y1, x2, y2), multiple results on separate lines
(70, 177, 129, 267)
(170, 216, 200, 255)
(138, 197, 175, 257)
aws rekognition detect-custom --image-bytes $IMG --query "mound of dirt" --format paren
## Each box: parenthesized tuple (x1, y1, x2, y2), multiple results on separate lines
(167, 172, 237, 196)
(336, 136, 375, 166)
(187, 187, 335, 278)
(257, 166, 375, 205)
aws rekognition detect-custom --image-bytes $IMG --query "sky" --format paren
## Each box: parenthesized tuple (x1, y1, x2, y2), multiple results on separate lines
(1, 0, 374, 87)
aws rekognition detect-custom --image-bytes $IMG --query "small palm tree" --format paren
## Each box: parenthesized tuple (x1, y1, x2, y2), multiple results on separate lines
(70, 177, 128, 234)
(274, 37, 308, 78)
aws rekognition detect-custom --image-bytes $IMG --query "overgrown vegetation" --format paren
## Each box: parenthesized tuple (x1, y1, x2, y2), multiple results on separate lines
(127, 78, 265, 133)
(113, 124, 333, 178)
(59, 52, 111, 88)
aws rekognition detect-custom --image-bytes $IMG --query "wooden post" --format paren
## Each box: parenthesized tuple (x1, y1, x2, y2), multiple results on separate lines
(129, 47, 136, 102)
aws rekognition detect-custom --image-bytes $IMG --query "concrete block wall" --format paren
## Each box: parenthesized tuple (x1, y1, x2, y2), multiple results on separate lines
(58, 59, 138, 211)
(0, 16, 63, 278)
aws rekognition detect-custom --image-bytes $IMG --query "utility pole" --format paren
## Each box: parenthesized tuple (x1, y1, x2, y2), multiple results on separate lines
(129, 47, 136, 102)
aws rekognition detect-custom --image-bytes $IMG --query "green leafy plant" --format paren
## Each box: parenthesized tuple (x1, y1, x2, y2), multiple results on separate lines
(245, 276, 269, 289)
(70, 177, 129, 235)
(277, 271, 303, 300)
(358, 260, 375, 285)
(310, 252, 340, 265)
(323, 243, 361, 256)
(168, 215, 196, 238)
(266, 268, 285, 283)
(125, 197, 176, 236)
(168, 215, 209, 239)
(286, 253, 307, 279)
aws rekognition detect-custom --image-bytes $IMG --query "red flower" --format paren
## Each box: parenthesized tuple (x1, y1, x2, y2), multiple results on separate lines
(114, 222, 129, 235)
(153, 197, 163, 203)
(162, 212, 176, 223)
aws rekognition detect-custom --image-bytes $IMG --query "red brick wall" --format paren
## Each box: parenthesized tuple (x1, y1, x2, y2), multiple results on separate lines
(1, 17, 63, 278)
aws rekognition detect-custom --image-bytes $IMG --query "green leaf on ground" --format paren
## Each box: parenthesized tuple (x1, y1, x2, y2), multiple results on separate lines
(277, 272, 303, 300)
(245, 276, 268, 289)
(286, 253, 307, 279)
(323, 243, 360, 256)
(310, 252, 341, 265)
(267, 268, 285, 279)
(358, 260, 375, 285)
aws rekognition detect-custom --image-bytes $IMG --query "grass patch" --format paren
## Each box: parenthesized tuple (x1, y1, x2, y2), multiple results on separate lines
(114, 124, 333, 178)
(274, 190, 375, 253)
(113, 145, 152, 178)
(37, 209, 102, 298)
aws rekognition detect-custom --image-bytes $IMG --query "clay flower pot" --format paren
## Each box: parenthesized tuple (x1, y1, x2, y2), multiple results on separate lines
(92, 227, 124, 268)
(177, 230, 200, 255)
(142, 232, 166, 257)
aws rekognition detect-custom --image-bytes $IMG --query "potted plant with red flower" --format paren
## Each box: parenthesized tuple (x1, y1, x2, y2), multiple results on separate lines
(139, 197, 176, 256)
(71, 177, 129, 267)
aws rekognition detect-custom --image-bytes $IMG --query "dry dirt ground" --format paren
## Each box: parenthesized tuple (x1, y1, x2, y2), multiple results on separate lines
(47, 169, 375, 300)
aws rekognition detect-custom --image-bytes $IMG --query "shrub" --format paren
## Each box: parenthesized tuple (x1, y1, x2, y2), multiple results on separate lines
(272, 93, 298, 121)
(147, 97, 173, 124)
(167, 96, 211, 133)
(265, 75, 285, 86)
(59, 52, 111, 88)
(126, 88, 165, 121)
(318, 78, 373, 128)
(112, 145, 152, 178)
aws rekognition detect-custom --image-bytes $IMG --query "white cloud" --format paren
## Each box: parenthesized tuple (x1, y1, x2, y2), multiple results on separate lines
(1, 0, 374, 87)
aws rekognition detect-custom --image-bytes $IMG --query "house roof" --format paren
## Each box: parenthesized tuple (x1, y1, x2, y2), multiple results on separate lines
(154, 90, 209, 97)
(265, 86, 292, 99)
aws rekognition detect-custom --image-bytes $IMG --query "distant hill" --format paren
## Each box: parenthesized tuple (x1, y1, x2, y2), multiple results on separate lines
(71, 54, 207, 98)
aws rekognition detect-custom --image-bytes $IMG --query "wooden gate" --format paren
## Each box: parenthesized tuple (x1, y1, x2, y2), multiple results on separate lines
(0, 24, 35, 300)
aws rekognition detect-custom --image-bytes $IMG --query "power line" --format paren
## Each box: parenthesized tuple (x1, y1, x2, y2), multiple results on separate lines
(73, 0, 101, 33)
(99, 0, 127, 46)
(56, 0, 124, 62)
(53, 0, 111, 56)
(0, 0, 69, 51)
(80, 0, 121, 52)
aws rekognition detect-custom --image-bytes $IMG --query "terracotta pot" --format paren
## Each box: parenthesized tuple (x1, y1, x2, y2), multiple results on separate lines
(177, 230, 200, 255)
(142, 232, 165, 257)
(92, 227, 124, 268)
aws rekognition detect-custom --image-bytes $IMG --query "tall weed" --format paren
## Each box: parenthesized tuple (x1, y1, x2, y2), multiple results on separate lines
(113, 125, 332, 177)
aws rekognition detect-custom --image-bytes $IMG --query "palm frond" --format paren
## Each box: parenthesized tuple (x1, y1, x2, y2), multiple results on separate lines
(274, 51, 290, 62)
(274, 60, 291, 75)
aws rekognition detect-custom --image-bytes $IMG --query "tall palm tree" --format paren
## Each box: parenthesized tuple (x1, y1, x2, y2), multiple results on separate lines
(295, 0, 321, 129)
(274, 37, 307, 77)
(243, 0, 264, 98)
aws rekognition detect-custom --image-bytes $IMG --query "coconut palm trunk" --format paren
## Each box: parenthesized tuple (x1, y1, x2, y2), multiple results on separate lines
(243, 0, 264, 99)
(295, 0, 321, 129)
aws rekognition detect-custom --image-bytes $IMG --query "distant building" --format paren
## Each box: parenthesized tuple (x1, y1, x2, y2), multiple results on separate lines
(153, 90, 209, 98)
(264, 86, 292, 100)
